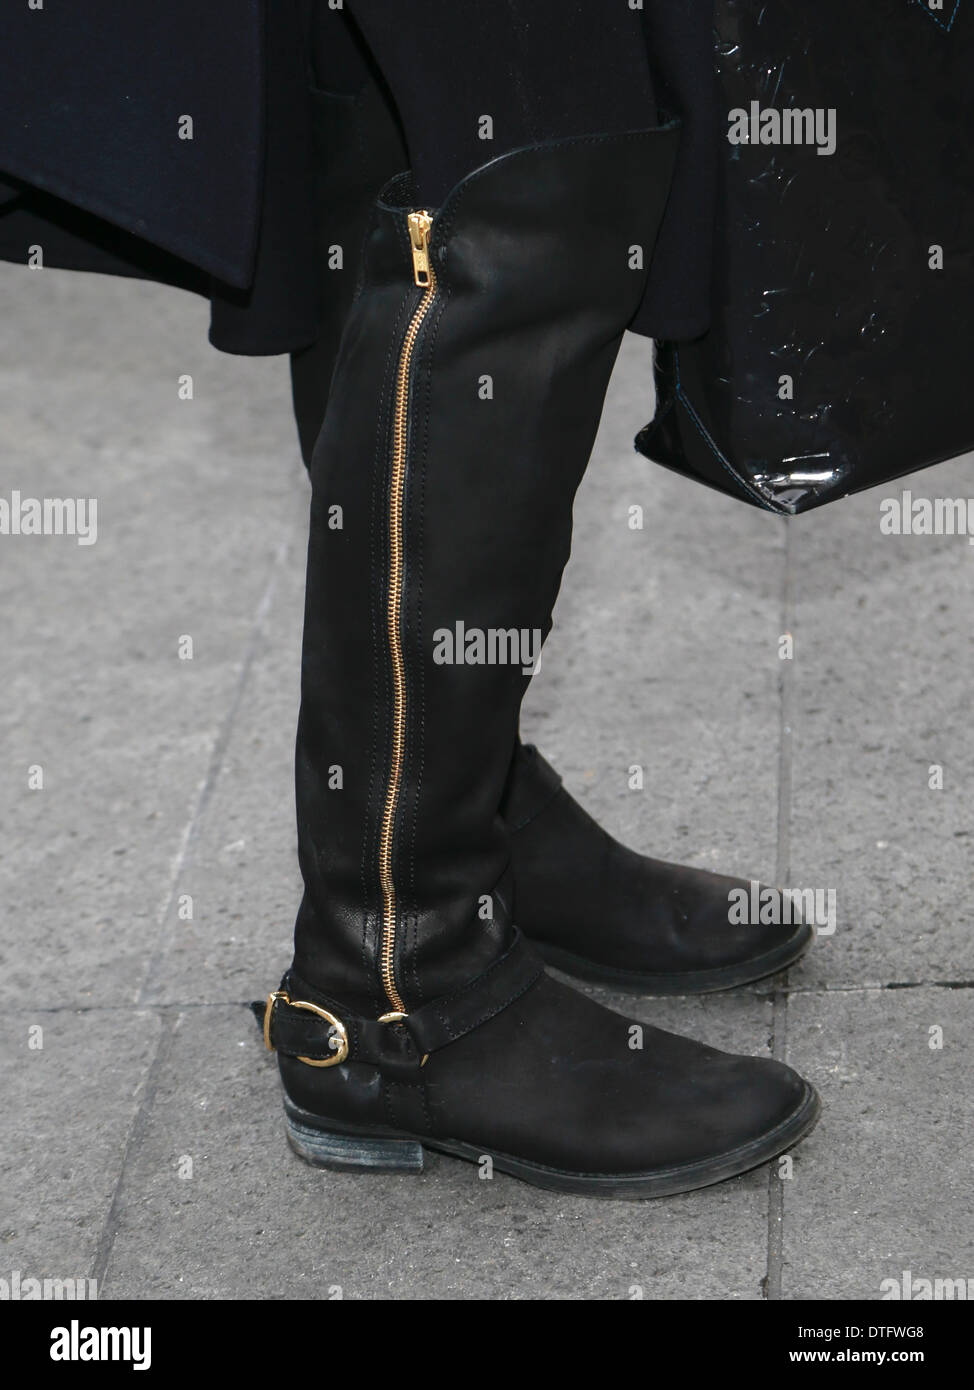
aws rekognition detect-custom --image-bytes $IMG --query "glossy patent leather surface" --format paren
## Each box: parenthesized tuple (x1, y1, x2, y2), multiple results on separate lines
(637, 0, 974, 514)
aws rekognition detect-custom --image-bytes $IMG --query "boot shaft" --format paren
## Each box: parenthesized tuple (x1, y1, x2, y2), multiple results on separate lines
(294, 128, 680, 1018)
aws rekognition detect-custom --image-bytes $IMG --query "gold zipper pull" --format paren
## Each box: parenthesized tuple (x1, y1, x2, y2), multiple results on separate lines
(408, 211, 433, 287)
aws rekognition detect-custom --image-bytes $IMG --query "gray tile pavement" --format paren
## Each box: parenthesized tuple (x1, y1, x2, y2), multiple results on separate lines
(2, 264, 971, 1299)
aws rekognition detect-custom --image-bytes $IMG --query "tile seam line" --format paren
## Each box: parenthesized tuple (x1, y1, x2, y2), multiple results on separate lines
(766, 515, 795, 1300)
(88, 1008, 180, 1291)
(89, 499, 303, 1289)
(7, 978, 974, 1019)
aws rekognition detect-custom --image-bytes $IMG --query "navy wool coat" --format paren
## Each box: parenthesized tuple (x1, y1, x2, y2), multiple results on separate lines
(0, 1, 716, 353)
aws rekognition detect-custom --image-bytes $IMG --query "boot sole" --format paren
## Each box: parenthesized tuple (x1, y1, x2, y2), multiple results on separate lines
(534, 921, 814, 995)
(282, 1081, 820, 1199)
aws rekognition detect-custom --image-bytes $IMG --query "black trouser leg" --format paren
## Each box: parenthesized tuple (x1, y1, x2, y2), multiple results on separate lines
(288, 2, 406, 464)
(290, 0, 658, 465)
(347, 0, 656, 204)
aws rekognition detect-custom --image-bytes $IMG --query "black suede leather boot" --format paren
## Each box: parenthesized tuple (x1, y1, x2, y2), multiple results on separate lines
(502, 742, 813, 992)
(263, 132, 819, 1197)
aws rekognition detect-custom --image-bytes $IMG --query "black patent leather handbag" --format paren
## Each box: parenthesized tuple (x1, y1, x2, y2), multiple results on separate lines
(637, 0, 974, 514)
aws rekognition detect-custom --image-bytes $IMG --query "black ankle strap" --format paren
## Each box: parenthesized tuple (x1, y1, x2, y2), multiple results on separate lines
(254, 930, 543, 1069)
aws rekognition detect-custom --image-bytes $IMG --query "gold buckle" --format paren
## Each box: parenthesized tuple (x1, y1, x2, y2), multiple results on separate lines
(263, 990, 350, 1068)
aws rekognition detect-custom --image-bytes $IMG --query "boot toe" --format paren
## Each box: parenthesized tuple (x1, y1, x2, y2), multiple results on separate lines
(657, 869, 815, 980)
(618, 1030, 815, 1173)
(710, 1053, 813, 1154)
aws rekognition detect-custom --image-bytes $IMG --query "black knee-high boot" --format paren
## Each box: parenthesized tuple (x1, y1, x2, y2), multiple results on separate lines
(263, 131, 818, 1196)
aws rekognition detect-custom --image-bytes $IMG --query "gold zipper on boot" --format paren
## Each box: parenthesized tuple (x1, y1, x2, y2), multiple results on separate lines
(377, 210, 437, 1016)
